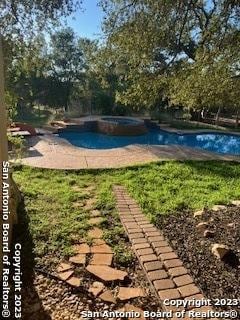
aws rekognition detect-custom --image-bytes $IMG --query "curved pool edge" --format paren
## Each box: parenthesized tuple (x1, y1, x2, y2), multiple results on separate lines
(19, 133, 240, 170)
(58, 127, 240, 156)
(159, 126, 240, 138)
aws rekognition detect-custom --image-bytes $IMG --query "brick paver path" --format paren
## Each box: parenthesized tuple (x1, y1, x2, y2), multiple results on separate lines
(113, 185, 217, 319)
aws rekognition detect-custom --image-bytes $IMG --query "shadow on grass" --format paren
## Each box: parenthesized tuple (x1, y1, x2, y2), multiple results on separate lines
(11, 199, 51, 320)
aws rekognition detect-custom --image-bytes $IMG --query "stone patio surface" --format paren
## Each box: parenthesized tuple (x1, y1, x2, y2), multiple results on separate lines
(18, 132, 239, 170)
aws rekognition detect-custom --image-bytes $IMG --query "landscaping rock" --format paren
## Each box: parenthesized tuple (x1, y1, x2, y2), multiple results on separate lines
(73, 243, 90, 254)
(90, 253, 113, 266)
(66, 277, 81, 287)
(58, 270, 74, 281)
(57, 263, 72, 273)
(212, 205, 226, 211)
(69, 254, 86, 265)
(227, 223, 235, 228)
(124, 304, 145, 320)
(86, 265, 128, 282)
(193, 210, 204, 218)
(117, 287, 145, 301)
(99, 290, 116, 304)
(88, 281, 105, 297)
(231, 200, 240, 206)
(203, 230, 215, 238)
(91, 243, 113, 254)
(211, 244, 230, 260)
(196, 222, 208, 231)
(88, 227, 103, 239)
(157, 207, 240, 316)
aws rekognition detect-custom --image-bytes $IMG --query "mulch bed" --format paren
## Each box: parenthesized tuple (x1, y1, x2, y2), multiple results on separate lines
(156, 205, 240, 315)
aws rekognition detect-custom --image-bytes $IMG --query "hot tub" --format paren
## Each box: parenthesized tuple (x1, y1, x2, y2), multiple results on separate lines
(97, 117, 148, 135)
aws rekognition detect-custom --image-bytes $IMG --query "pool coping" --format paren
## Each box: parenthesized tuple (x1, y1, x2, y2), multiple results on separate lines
(16, 129, 240, 170)
(158, 125, 240, 137)
(57, 125, 240, 157)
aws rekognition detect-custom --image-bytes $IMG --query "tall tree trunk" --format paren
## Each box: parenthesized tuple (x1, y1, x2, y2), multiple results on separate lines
(201, 108, 206, 120)
(0, 36, 8, 163)
(0, 35, 9, 276)
(215, 107, 221, 126)
(0, 37, 21, 277)
(236, 110, 239, 128)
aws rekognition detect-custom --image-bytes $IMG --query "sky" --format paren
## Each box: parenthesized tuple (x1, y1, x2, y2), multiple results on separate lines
(64, 0, 104, 39)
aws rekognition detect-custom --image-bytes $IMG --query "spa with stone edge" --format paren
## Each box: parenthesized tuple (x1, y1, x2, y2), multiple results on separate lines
(50, 116, 240, 155)
(53, 116, 148, 136)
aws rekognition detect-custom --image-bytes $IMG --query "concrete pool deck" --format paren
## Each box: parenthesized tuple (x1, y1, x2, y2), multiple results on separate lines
(18, 131, 239, 170)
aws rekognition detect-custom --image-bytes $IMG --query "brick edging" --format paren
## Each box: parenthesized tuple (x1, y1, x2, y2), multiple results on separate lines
(113, 186, 216, 319)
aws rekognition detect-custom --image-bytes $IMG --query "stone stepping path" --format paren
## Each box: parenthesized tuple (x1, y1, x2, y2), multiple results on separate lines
(85, 198, 96, 210)
(87, 227, 103, 239)
(86, 265, 128, 282)
(113, 185, 217, 319)
(55, 187, 154, 316)
(89, 217, 103, 225)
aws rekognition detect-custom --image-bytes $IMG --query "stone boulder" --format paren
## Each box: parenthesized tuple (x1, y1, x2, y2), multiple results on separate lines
(193, 210, 204, 218)
(211, 244, 230, 260)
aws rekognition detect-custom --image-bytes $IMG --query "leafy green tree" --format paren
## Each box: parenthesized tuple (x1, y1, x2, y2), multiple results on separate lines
(5, 35, 50, 115)
(100, 0, 240, 115)
(49, 28, 85, 111)
(0, 0, 83, 276)
(0, 1, 81, 38)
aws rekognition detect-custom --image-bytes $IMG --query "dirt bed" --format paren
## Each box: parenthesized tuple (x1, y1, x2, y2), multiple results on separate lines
(156, 205, 240, 316)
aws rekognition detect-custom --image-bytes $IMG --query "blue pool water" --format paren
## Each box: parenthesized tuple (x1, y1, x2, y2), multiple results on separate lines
(58, 129, 240, 155)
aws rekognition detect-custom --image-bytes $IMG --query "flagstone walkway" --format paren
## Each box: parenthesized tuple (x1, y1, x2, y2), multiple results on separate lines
(22, 184, 159, 320)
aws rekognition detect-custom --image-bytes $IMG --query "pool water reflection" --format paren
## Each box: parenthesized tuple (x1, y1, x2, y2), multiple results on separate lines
(58, 129, 240, 155)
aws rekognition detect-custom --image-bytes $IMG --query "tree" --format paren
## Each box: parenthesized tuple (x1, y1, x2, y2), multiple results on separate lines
(0, 1, 81, 39)
(86, 43, 128, 113)
(100, 0, 240, 113)
(49, 28, 85, 111)
(69, 39, 122, 115)
(1, 0, 82, 157)
(5, 35, 51, 116)
(0, 0, 81, 276)
(169, 52, 240, 123)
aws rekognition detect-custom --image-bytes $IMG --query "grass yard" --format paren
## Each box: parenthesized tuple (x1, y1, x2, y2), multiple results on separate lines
(13, 161, 240, 268)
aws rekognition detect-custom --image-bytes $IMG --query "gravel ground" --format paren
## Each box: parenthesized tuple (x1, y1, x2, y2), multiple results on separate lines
(156, 205, 240, 316)
(20, 263, 159, 320)
(16, 215, 160, 319)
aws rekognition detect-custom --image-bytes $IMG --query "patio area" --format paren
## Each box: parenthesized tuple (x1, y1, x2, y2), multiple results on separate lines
(19, 131, 239, 170)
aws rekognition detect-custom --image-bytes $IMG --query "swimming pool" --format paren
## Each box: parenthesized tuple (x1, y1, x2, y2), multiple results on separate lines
(58, 129, 240, 155)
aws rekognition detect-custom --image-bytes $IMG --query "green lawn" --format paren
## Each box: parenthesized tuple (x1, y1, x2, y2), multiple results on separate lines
(13, 161, 240, 265)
